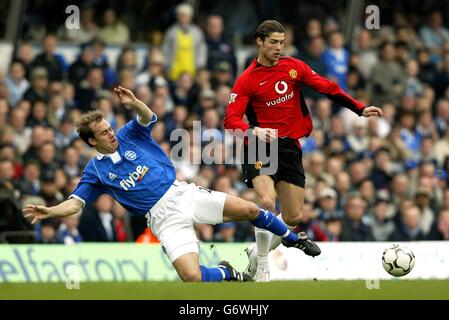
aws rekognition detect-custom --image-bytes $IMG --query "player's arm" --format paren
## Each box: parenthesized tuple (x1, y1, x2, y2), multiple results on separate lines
(297, 60, 382, 118)
(114, 86, 154, 124)
(223, 81, 251, 134)
(223, 81, 277, 142)
(23, 198, 83, 224)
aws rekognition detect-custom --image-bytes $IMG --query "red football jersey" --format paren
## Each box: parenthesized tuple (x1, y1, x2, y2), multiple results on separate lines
(224, 56, 365, 139)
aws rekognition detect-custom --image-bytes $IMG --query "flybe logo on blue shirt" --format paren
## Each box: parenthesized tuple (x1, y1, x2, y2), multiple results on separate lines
(119, 165, 149, 191)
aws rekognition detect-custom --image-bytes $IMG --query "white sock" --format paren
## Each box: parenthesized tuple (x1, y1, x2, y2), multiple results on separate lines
(255, 227, 271, 267)
(269, 214, 295, 251)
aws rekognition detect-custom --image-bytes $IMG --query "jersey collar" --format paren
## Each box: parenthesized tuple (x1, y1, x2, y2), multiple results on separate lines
(96, 151, 122, 164)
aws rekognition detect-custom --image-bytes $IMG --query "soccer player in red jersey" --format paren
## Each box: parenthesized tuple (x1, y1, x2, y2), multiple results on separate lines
(224, 20, 382, 281)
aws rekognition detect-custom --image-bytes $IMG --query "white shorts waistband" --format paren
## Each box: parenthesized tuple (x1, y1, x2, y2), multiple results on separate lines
(145, 180, 184, 220)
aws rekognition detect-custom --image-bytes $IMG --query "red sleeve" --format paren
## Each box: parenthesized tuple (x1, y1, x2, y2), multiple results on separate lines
(296, 59, 365, 115)
(223, 77, 251, 134)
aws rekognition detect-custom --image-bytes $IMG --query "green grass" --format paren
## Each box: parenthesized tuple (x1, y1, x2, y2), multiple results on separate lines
(1, 280, 449, 300)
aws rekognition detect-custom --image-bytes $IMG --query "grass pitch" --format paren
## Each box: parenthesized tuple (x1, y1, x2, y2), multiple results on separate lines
(1, 280, 449, 300)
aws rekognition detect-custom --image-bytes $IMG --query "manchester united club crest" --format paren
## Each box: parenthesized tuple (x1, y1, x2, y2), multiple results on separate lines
(289, 69, 298, 79)
(255, 161, 263, 170)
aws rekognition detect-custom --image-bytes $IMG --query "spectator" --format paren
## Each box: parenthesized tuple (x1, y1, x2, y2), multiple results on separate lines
(135, 47, 167, 90)
(116, 46, 138, 74)
(75, 67, 108, 112)
(414, 187, 435, 236)
(416, 110, 439, 141)
(39, 172, 64, 207)
(434, 98, 449, 138)
(357, 179, 376, 208)
(417, 48, 437, 85)
(347, 121, 369, 155)
(79, 194, 117, 242)
(5, 61, 30, 107)
(17, 161, 41, 196)
(322, 31, 350, 92)
(370, 42, 406, 105)
(340, 193, 374, 241)
(13, 42, 35, 79)
(389, 205, 426, 241)
(27, 100, 49, 127)
(37, 142, 59, 178)
(22, 125, 47, 162)
(112, 201, 134, 242)
(35, 218, 58, 244)
(300, 19, 323, 51)
(370, 147, 395, 190)
(324, 216, 342, 241)
(366, 193, 396, 241)
(315, 187, 343, 222)
(282, 24, 299, 58)
(31, 33, 67, 82)
(299, 36, 326, 100)
(214, 222, 237, 242)
(62, 146, 81, 178)
(9, 107, 32, 155)
(68, 45, 96, 88)
(205, 15, 237, 78)
(433, 52, 449, 98)
(404, 59, 423, 97)
(428, 210, 449, 240)
(54, 116, 77, 149)
(419, 11, 449, 57)
(296, 201, 328, 241)
(162, 3, 207, 81)
(399, 111, 421, 159)
(56, 213, 82, 244)
(98, 8, 130, 45)
(23, 67, 50, 104)
(351, 30, 378, 79)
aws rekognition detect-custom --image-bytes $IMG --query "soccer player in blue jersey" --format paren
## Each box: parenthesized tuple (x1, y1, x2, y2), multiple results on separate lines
(23, 86, 320, 282)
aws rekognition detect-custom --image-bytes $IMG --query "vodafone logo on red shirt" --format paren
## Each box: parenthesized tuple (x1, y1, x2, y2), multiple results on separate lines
(275, 81, 288, 94)
(266, 81, 294, 107)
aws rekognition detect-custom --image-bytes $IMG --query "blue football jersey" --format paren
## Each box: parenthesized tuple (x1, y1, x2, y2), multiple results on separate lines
(70, 115, 176, 216)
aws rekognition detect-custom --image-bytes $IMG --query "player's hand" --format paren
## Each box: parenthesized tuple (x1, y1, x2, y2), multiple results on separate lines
(23, 204, 52, 224)
(361, 106, 383, 117)
(114, 86, 137, 107)
(252, 127, 277, 142)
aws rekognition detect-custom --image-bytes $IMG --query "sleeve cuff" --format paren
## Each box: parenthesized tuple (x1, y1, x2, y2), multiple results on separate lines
(355, 106, 365, 116)
(137, 113, 157, 127)
(69, 194, 86, 207)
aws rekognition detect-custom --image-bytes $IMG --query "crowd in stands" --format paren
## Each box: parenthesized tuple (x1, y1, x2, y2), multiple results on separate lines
(1, 2, 449, 245)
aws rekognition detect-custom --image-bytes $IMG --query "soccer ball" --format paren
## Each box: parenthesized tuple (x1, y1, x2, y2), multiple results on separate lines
(382, 244, 415, 277)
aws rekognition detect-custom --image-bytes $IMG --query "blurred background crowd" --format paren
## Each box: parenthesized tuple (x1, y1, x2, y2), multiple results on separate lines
(0, 0, 449, 245)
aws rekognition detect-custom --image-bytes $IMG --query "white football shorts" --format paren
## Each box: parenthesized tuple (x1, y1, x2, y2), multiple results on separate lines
(146, 180, 226, 262)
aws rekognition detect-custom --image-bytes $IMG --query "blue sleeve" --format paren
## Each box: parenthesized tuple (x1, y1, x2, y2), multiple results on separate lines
(69, 168, 103, 206)
(118, 114, 158, 141)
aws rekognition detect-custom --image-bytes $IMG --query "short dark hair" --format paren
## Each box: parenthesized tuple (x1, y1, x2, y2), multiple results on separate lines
(254, 20, 285, 42)
(76, 110, 104, 147)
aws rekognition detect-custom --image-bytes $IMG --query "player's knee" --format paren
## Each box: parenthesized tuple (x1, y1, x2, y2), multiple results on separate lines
(258, 196, 275, 212)
(179, 269, 202, 282)
(237, 201, 260, 220)
(246, 202, 260, 219)
(283, 209, 303, 226)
